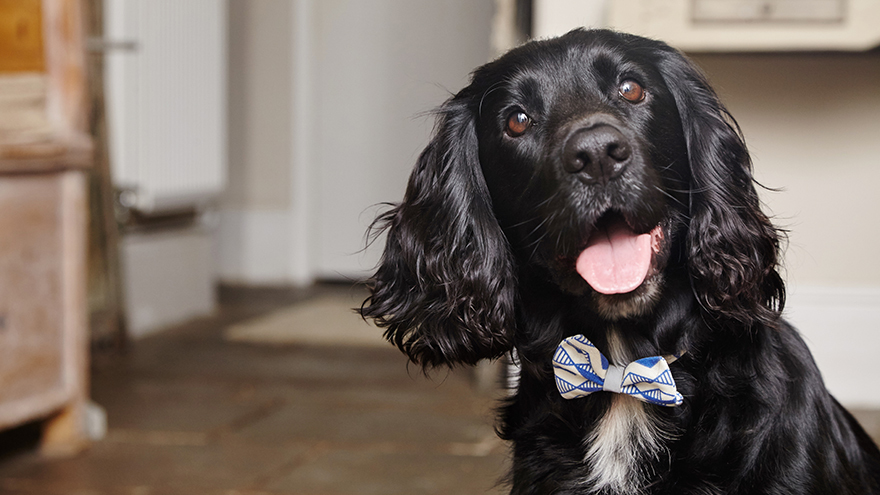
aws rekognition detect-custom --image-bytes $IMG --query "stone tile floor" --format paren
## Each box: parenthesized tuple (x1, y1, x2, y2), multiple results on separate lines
(0, 285, 509, 495)
(0, 284, 878, 495)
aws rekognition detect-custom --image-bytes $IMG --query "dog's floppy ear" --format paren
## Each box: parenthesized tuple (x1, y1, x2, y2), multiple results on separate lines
(360, 92, 516, 368)
(657, 48, 785, 328)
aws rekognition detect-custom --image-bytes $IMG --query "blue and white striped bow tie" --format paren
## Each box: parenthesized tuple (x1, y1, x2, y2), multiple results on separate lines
(552, 335, 684, 407)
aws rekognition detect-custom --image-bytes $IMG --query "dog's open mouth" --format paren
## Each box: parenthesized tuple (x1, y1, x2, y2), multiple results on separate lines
(575, 213, 663, 295)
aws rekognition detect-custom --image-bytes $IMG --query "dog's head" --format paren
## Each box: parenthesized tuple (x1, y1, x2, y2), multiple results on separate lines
(361, 29, 784, 368)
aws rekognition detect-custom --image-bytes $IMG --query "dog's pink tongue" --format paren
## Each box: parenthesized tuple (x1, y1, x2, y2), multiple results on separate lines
(576, 220, 657, 295)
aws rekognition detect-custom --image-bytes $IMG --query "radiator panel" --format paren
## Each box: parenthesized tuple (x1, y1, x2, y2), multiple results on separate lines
(105, 0, 227, 212)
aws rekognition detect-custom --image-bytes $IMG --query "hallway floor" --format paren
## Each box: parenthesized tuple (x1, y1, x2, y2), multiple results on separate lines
(0, 285, 508, 495)
(0, 285, 878, 495)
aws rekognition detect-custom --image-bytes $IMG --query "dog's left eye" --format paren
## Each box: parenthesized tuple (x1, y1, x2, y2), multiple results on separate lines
(505, 111, 532, 137)
(619, 80, 646, 103)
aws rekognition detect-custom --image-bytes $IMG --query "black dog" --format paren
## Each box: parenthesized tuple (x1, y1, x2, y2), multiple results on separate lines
(361, 29, 880, 494)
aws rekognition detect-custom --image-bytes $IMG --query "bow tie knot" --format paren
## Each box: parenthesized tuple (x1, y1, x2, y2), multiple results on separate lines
(552, 335, 684, 407)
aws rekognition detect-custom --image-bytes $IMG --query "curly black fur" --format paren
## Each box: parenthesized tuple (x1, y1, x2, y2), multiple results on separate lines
(361, 96, 517, 368)
(360, 29, 880, 494)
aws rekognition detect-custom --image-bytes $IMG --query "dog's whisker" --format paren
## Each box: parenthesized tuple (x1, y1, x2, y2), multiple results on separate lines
(506, 213, 548, 231)
(653, 185, 687, 208)
(507, 191, 563, 234)
(527, 232, 550, 262)
(521, 217, 554, 251)
(657, 155, 687, 173)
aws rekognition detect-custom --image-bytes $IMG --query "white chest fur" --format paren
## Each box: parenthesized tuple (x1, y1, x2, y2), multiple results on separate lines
(581, 330, 669, 493)
(583, 395, 666, 493)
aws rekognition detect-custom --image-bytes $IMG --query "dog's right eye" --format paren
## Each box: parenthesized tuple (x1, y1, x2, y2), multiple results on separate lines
(505, 111, 532, 137)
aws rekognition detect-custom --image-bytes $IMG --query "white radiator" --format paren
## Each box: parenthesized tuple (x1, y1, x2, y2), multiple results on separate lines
(104, 0, 227, 213)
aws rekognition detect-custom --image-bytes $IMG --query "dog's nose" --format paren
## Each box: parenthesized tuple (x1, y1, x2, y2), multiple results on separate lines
(561, 125, 631, 184)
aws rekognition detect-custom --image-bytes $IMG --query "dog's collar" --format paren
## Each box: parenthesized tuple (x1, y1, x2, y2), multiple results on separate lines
(552, 335, 685, 407)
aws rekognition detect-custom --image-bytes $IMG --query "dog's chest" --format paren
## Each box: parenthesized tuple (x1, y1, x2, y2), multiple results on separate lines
(579, 331, 667, 494)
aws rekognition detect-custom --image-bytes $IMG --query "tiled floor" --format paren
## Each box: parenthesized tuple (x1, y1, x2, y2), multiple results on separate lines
(0, 284, 878, 495)
(0, 285, 509, 495)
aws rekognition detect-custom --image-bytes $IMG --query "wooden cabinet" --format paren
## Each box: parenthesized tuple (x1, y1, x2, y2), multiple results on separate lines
(0, 0, 91, 455)
(0, 170, 89, 455)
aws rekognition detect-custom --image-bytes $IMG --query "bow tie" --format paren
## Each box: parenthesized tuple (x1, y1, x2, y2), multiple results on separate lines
(552, 335, 684, 407)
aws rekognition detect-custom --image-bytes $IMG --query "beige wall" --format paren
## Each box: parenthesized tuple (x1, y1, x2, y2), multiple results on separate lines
(692, 52, 880, 288)
(226, 0, 292, 211)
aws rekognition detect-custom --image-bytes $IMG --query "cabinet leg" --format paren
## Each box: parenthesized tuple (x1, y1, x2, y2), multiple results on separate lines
(40, 403, 89, 457)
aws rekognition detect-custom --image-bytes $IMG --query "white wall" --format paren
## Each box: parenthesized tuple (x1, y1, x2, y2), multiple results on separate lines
(219, 0, 294, 284)
(310, 1, 495, 279)
(691, 53, 880, 407)
(219, 0, 496, 284)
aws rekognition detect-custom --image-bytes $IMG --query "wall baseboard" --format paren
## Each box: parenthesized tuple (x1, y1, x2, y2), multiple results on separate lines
(121, 228, 215, 338)
(216, 208, 306, 285)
